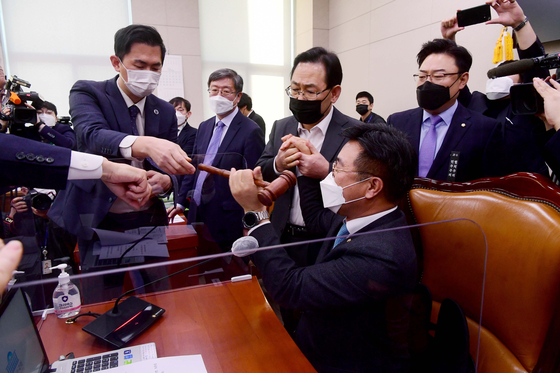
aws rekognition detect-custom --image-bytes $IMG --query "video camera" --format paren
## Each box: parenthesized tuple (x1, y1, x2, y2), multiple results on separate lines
(1, 75, 44, 137)
(487, 53, 560, 116)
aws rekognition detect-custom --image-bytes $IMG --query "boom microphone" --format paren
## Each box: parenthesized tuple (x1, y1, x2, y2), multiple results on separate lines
(487, 52, 560, 79)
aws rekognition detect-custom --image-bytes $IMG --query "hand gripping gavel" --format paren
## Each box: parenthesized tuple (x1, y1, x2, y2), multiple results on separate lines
(197, 164, 296, 206)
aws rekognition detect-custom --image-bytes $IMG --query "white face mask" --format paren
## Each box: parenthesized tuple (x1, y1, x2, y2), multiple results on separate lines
(38, 113, 56, 127)
(319, 172, 372, 214)
(485, 76, 514, 100)
(176, 111, 186, 126)
(209, 94, 236, 115)
(120, 60, 161, 98)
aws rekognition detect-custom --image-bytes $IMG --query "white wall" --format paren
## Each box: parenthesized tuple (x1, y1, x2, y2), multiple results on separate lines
(131, 0, 204, 127)
(296, 0, 559, 121)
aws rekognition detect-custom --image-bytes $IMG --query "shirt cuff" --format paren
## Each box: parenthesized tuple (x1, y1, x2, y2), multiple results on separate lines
(68, 152, 104, 180)
(119, 135, 139, 159)
(248, 220, 271, 235)
(272, 156, 281, 176)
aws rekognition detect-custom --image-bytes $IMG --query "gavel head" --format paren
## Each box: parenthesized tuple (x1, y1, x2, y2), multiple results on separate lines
(257, 171, 297, 206)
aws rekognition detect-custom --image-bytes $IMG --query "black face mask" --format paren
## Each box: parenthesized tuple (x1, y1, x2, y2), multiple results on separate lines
(356, 104, 369, 115)
(416, 76, 462, 111)
(289, 90, 331, 124)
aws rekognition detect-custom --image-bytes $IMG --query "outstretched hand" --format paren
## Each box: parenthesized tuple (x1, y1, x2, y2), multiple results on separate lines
(0, 239, 23, 290)
(101, 159, 152, 209)
(485, 0, 525, 28)
(229, 167, 266, 212)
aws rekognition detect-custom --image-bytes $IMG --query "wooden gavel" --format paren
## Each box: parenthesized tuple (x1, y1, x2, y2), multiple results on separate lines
(198, 164, 297, 206)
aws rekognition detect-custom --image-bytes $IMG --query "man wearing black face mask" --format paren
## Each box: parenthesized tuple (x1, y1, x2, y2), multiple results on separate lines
(356, 91, 386, 124)
(255, 46, 361, 336)
(387, 39, 500, 182)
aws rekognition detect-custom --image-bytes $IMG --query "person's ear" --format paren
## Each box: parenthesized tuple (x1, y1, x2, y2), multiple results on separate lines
(458, 71, 469, 90)
(330, 85, 342, 104)
(110, 55, 121, 73)
(365, 177, 383, 199)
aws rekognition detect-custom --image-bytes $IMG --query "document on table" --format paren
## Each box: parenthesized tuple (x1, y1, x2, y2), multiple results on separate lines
(110, 355, 207, 373)
(92, 226, 169, 259)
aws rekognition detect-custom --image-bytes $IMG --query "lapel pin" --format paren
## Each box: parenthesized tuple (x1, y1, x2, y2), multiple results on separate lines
(154, 109, 159, 115)
(461, 123, 466, 127)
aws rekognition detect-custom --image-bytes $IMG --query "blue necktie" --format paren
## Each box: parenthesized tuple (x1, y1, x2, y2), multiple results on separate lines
(129, 105, 140, 136)
(418, 115, 442, 177)
(333, 222, 349, 248)
(194, 121, 225, 205)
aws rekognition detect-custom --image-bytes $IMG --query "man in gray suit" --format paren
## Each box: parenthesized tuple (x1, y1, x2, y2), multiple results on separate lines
(256, 46, 361, 267)
(256, 46, 361, 335)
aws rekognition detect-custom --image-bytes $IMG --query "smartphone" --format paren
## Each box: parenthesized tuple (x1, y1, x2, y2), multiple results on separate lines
(457, 4, 491, 27)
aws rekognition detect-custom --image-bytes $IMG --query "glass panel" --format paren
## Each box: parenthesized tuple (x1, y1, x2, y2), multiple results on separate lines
(5, 220, 487, 372)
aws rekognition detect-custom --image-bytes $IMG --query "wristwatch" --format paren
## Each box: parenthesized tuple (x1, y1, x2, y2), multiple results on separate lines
(514, 16, 528, 32)
(242, 210, 270, 229)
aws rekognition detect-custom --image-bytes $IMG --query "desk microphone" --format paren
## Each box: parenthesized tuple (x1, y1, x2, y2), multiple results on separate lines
(82, 255, 217, 348)
(231, 236, 259, 257)
(487, 53, 560, 78)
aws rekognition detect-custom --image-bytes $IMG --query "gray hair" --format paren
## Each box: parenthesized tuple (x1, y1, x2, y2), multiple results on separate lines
(207, 68, 243, 93)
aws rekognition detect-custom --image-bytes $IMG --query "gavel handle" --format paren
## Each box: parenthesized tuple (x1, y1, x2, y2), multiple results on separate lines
(198, 164, 270, 187)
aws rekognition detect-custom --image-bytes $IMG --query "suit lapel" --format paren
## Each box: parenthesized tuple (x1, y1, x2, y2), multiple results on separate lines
(406, 108, 424, 152)
(320, 107, 350, 162)
(213, 112, 241, 166)
(144, 95, 161, 136)
(106, 76, 132, 134)
(428, 104, 472, 177)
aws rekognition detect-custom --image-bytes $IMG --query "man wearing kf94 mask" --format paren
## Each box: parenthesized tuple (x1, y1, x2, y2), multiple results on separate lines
(387, 39, 500, 182)
(49, 25, 195, 302)
(230, 123, 417, 373)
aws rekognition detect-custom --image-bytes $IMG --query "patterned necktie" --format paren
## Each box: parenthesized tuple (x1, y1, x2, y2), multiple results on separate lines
(418, 115, 442, 178)
(129, 105, 140, 136)
(333, 222, 349, 248)
(193, 121, 226, 205)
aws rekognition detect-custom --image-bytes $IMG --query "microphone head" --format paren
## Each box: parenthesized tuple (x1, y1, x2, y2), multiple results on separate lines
(232, 235, 259, 257)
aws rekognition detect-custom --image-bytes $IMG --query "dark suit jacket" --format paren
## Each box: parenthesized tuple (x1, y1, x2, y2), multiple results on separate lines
(362, 111, 386, 124)
(0, 133, 70, 189)
(38, 122, 77, 150)
(255, 107, 361, 235)
(534, 127, 560, 180)
(248, 110, 266, 136)
(177, 122, 197, 156)
(48, 76, 178, 240)
(387, 103, 499, 182)
(251, 176, 417, 373)
(178, 110, 264, 246)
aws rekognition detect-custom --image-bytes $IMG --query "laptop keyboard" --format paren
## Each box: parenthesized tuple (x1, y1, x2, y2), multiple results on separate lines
(71, 353, 119, 373)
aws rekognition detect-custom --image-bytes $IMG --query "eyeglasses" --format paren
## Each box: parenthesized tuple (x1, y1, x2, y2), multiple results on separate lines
(208, 88, 237, 97)
(285, 86, 331, 100)
(413, 72, 462, 84)
(332, 160, 373, 177)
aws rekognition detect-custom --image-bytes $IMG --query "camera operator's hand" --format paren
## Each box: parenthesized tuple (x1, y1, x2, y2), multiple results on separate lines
(10, 197, 28, 215)
(441, 16, 464, 41)
(0, 107, 11, 132)
(0, 239, 23, 290)
(132, 137, 195, 176)
(101, 159, 152, 209)
(533, 78, 560, 131)
(486, 0, 536, 49)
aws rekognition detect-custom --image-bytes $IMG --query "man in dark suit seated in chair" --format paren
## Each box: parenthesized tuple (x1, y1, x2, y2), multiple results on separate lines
(230, 123, 418, 373)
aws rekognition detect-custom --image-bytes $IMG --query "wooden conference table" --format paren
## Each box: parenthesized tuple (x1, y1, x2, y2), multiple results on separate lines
(38, 276, 316, 373)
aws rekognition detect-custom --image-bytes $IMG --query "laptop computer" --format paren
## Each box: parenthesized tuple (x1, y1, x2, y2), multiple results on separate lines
(0, 288, 157, 373)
